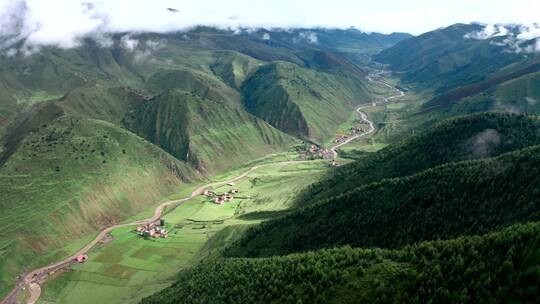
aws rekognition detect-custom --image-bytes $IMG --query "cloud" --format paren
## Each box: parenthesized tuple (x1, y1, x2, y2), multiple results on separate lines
(0, 0, 539, 52)
(294, 31, 318, 44)
(464, 24, 509, 39)
(131, 39, 166, 63)
(120, 35, 138, 51)
(468, 129, 501, 158)
(465, 23, 540, 53)
(262, 33, 271, 40)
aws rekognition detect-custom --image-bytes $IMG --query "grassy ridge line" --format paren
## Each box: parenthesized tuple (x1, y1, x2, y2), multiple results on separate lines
(141, 222, 540, 304)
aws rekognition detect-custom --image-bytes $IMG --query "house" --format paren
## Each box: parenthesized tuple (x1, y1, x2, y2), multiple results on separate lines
(75, 255, 88, 263)
(136, 223, 168, 239)
(330, 160, 338, 167)
(229, 189, 239, 194)
(227, 182, 235, 186)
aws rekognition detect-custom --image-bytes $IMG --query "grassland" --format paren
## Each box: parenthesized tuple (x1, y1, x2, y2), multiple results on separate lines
(242, 62, 370, 144)
(37, 160, 329, 304)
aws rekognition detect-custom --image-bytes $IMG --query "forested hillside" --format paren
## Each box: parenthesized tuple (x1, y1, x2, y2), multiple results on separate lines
(225, 143, 540, 257)
(142, 222, 540, 304)
(297, 113, 540, 203)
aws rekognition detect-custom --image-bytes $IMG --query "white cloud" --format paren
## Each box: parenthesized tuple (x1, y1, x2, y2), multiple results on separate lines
(464, 24, 509, 39)
(465, 23, 540, 53)
(0, 0, 539, 51)
(295, 31, 318, 44)
(262, 33, 271, 40)
(120, 35, 138, 50)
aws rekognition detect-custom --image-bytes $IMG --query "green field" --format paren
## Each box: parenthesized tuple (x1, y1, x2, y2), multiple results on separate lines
(38, 160, 329, 303)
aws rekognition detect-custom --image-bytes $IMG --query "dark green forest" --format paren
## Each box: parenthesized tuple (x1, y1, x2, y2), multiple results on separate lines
(297, 112, 540, 204)
(225, 143, 540, 257)
(142, 222, 540, 304)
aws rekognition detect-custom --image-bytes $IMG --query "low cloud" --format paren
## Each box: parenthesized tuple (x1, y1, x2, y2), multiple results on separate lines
(121, 35, 139, 51)
(468, 129, 501, 158)
(464, 24, 509, 39)
(294, 31, 318, 44)
(465, 23, 540, 53)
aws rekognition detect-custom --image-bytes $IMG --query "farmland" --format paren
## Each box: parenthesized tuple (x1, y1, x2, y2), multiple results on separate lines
(37, 160, 329, 304)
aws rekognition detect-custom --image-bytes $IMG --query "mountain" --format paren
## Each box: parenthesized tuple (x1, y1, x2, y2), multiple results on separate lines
(238, 28, 413, 64)
(242, 61, 369, 143)
(374, 23, 539, 94)
(422, 60, 540, 115)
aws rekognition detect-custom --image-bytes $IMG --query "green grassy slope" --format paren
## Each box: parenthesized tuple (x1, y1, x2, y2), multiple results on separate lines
(57, 86, 148, 125)
(242, 62, 369, 143)
(298, 113, 540, 203)
(424, 67, 540, 118)
(0, 115, 200, 298)
(374, 23, 530, 93)
(126, 89, 297, 173)
(141, 222, 540, 304)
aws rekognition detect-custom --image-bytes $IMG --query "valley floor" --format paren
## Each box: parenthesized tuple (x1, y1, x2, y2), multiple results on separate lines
(36, 160, 329, 304)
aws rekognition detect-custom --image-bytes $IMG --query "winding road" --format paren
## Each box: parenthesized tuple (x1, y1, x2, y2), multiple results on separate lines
(330, 71, 405, 158)
(1, 71, 404, 304)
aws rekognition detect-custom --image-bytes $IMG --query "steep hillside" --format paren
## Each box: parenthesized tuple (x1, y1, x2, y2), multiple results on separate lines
(298, 113, 540, 203)
(242, 62, 369, 143)
(126, 89, 296, 173)
(142, 222, 540, 304)
(421, 63, 540, 118)
(374, 23, 532, 93)
(225, 143, 540, 257)
(0, 115, 200, 298)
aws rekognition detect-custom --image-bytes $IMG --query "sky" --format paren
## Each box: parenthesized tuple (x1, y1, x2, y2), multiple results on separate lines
(0, 0, 539, 49)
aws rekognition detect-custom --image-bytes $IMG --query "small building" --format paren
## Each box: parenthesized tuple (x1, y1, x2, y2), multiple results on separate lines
(229, 189, 239, 194)
(227, 182, 235, 186)
(214, 196, 224, 204)
(76, 255, 88, 263)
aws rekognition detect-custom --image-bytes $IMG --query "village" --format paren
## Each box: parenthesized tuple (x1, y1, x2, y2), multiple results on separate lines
(136, 221, 169, 239)
(334, 126, 366, 144)
(296, 143, 332, 160)
(201, 182, 249, 204)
